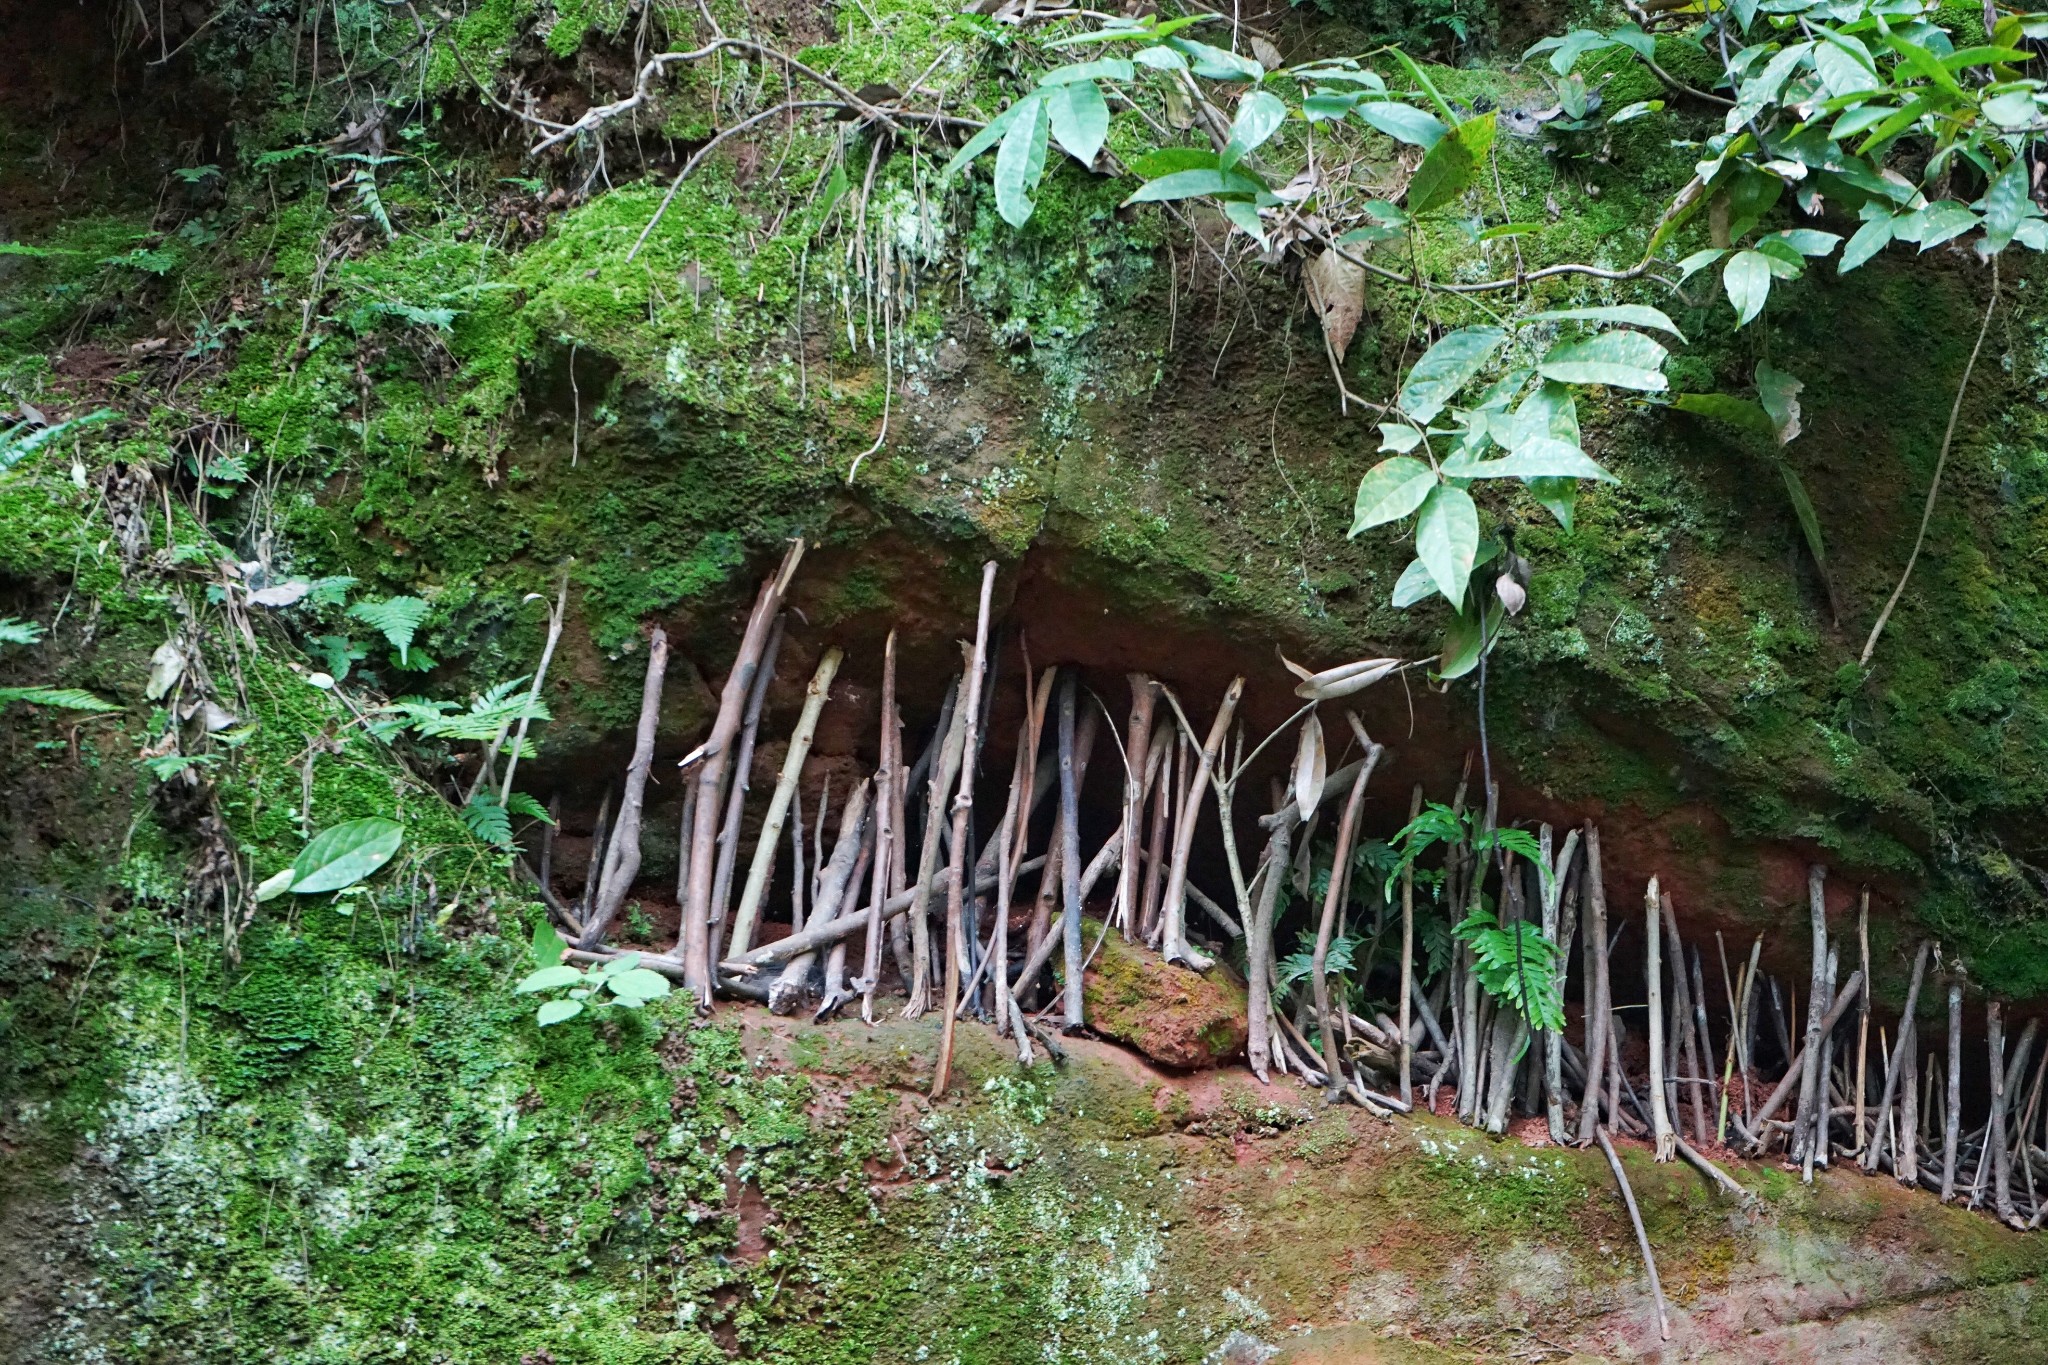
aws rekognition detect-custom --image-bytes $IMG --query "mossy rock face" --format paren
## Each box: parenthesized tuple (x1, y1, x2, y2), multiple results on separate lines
(1073, 919, 1250, 1068)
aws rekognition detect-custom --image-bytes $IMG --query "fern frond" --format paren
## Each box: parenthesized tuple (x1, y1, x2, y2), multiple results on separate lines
(0, 686, 119, 711)
(1, 409, 116, 472)
(348, 595, 430, 665)
(461, 792, 514, 848)
(0, 617, 43, 647)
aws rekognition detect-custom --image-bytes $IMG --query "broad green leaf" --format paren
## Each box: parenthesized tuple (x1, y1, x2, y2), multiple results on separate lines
(531, 918, 567, 969)
(1778, 459, 1829, 572)
(1527, 477, 1578, 529)
(1982, 157, 2030, 252)
(1166, 36, 1264, 81)
(606, 967, 673, 1003)
(1132, 44, 1187, 71)
(1046, 80, 1110, 166)
(993, 94, 1050, 227)
(517, 964, 586, 994)
(1303, 91, 1361, 122)
(1769, 228, 1841, 257)
(1406, 112, 1494, 217)
(1536, 330, 1669, 391)
(1128, 146, 1219, 178)
(1222, 90, 1288, 169)
(1386, 47, 1457, 122)
(1723, 250, 1773, 325)
(1391, 558, 1435, 607)
(1756, 363, 1803, 445)
(1832, 104, 1901, 138)
(1839, 213, 1893, 271)
(1983, 90, 2038, 128)
(1676, 247, 1727, 281)
(1460, 436, 1616, 482)
(1124, 167, 1267, 203)
(536, 998, 584, 1026)
(254, 867, 297, 902)
(1378, 423, 1425, 453)
(1907, 201, 1979, 250)
(939, 102, 1019, 178)
(1672, 393, 1778, 436)
(1042, 15, 1204, 47)
(1752, 237, 1810, 278)
(1608, 99, 1663, 124)
(1513, 380, 1581, 449)
(1399, 326, 1507, 425)
(1220, 200, 1265, 241)
(290, 817, 403, 895)
(1038, 58, 1133, 85)
(1814, 33, 1880, 96)
(1352, 101, 1448, 147)
(1415, 484, 1480, 605)
(1526, 305, 1685, 341)
(1351, 456, 1437, 533)
(1438, 596, 1504, 679)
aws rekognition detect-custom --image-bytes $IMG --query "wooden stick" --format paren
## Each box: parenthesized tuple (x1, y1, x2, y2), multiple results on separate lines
(1791, 866, 1830, 1170)
(499, 570, 568, 808)
(995, 666, 1056, 1037)
(968, 730, 1028, 1029)
(1008, 828, 1126, 1016)
(934, 563, 998, 1099)
(1673, 1132, 1755, 1207)
(1854, 891, 1871, 1154)
(1596, 1126, 1671, 1342)
(1138, 724, 1174, 943)
(1943, 982, 1963, 1201)
(1863, 941, 1930, 1174)
(1738, 935, 1762, 1128)
(1245, 817, 1295, 1083)
(1689, 942, 1716, 1145)
(1313, 727, 1380, 1096)
(1807, 947, 1837, 1178)
(580, 628, 670, 948)
(856, 632, 899, 1021)
(1056, 671, 1087, 1030)
(681, 540, 803, 1000)
(577, 786, 612, 928)
(727, 647, 843, 957)
(1160, 678, 1243, 970)
(1646, 877, 1675, 1161)
(1119, 674, 1157, 942)
(770, 781, 871, 1015)
(709, 615, 785, 943)
(1990, 1001, 2015, 1222)
(1576, 823, 1610, 1145)
(1742, 970, 1865, 1144)
(1399, 783, 1422, 1105)
(904, 677, 968, 1019)
(1898, 1024, 1920, 1185)
(1659, 890, 1707, 1145)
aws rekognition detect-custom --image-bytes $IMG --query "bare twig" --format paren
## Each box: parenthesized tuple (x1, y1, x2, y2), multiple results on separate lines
(1596, 1126, 1672, 1343)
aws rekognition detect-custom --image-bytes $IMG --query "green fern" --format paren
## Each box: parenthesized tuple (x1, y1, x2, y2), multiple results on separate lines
(0, 617, 42, 647)
(1455, 910, 1564, 1036)
(461, 792, 514, 848)
(0, 686, 119, 712)
(347, 595, 430, 666)
(2, 409, 116, 472)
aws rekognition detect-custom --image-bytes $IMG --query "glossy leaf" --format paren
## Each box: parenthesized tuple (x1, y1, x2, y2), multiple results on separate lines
(1047, 80, 1109, 166)
(1671, 392, 1778, 436)
(1723, 250, 1773, 325)
(1460, 436, 1615, 482)
(1415, 484, 1480, 605)
(1526, 305, 1685, 340)
(1399, 326, 1507, 425)
(536, 998, 584, 1026)
(1407, 112, 1494, 216)
(1536, 330, 1669, 391)
(1352, 101, 1448, 147)
(516, 965, 586, 994)
(1222, 90, 1288, 170)
(1839, 214, 1893, 272)
(1125, 167, 1267, 203)
(1351, 456, 1437, 533)
(993, 93, 1050, 227)
(290, 817, 403, 895)
(606, 967, 674, 1003)
(1391, 558, 1435, 608)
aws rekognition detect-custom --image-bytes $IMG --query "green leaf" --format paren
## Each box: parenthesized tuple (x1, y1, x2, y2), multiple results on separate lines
(1351, 101, 1448, 147)
(462, 791, 514, 848)
(1438, 596, 1503, 679)
(1385, 47, 1458, 122)
(1165, 36, 1264, 81)
(1127, 146, 1219, 178)
(606, 967, 673, 1003)
(1391, 558, 1435, 607)
(1046, 80, 1110, 166)
(1536, 330, 1669, 391)
(0, 686, 118, 711)
(1982, 157, 2030, 253)
(940, 100, 1024, 180)
(1723, 250, 1772, 326)
(1399, 326, 1507, 425)
(531, 918, 567, 969)
(1526, 305, 1685, 341)
(1415, 484, 1479, 605)
(1768, 228, 1841, 257)
(1514, 380, 1581, 446)
(1378, 423, 1425, 453)
(507, 791, 555, 823)
(254, 867, 296, 902)
(1778, 460, 1829, 571)
(1351, 456, 1437, 533)
(1124, 168, 1267, 203)
(1672, 393, 1778, 436)
(0, 617, 41, 646)
(347, 596, 430, 666)
(1839, 214, 1893, 272)
(1675, 247, 1727, 281)
(1222, 90, 1288, 170)
(1459, 436, 1615, 482)
(536, 998, 584, 1026)
(994, 93, 1051, 227)
(1814, 32, 1880, 96)
(1756, 363, 1803, 442)
(516, 964, 586, 994)
(1406, 112, 1493, 216)
(290, 817, 404, 895)
(1526, 477, 1577, 529)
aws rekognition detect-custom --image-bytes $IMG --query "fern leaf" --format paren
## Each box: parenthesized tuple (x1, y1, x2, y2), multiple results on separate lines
(348, 596, 430, 665)
(0, 617, 43, 647)
(461, 792, 514, 848)
(0, 686, 119, 711)
(506, 791, 555, 823)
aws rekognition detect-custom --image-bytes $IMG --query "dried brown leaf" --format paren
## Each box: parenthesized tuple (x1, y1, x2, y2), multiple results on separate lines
(1304, 249, 1367, 364)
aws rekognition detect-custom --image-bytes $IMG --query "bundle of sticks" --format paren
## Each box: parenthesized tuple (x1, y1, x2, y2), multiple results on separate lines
(529, 546, 2040, 1226)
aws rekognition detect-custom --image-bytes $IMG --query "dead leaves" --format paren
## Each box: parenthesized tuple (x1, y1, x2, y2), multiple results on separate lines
(1304, 249, 1367, 364)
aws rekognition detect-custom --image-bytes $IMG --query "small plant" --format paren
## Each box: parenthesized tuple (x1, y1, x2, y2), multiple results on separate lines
(460, 788, 554, 848)
(254, 816, 405, 902)
(348, 595, 432, 668)
(0, 615, 118, 713)
(1454, 908, 1564, 1035)
(515, 921, 671, 1025)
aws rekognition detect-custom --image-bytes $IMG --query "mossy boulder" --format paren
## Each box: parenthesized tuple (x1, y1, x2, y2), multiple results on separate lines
(1072, 919, 1249, 1069)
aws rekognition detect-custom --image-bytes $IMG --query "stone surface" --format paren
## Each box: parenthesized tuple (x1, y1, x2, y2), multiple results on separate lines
(1075, 919, 1250, 1069)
